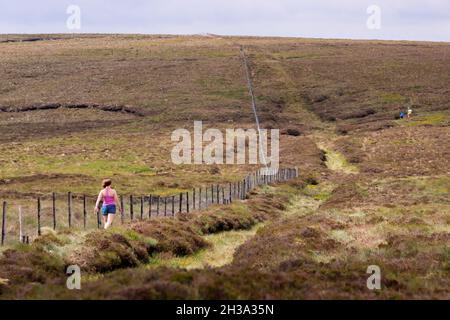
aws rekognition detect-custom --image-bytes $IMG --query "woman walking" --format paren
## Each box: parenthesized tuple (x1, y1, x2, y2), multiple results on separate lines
(94, 179, 122, 229)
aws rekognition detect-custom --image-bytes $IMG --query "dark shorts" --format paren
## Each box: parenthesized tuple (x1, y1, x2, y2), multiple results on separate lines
(101, 204, 116, 216)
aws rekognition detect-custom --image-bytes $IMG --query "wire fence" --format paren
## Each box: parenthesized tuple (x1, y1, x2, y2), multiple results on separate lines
(0, 167, 298, 246)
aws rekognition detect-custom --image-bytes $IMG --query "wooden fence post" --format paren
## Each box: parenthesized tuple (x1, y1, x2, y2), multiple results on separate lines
(148, 195, 152, 218)
(186, 192, 190, 213)
(229, 183, 232, 203)
(205, 188, 208, 207)
(130, 195, 134, 220)
(211, 185, 214, 203)
(221, 187, 225, 204)
(246, 177, 249, 195)
(238, 181, 241, 199)
(164, 197, 167, 216)
(156, 196, 160, 216)
(52, 192, 56, 230)
(216, 185, 219, 204)
(171, 196, 175, 216)
(193, 188, 196, 210)
(199, 188, 202, 210)
(237, 181, 240, 199)
(68, 192, 72, 228)
(83, 195, 87, 230)
(140, 196, 144, 220)
(1, 202, 6, 246)
(179, 193, 183, 213)
(96, 198, 101, 228)
(37, 197, 41, 236)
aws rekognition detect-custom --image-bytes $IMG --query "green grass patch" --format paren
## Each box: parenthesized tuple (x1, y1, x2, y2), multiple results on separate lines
(403, 111, 450, 127)
(152, 224, 264, 270)
(318, 145, 359, 174)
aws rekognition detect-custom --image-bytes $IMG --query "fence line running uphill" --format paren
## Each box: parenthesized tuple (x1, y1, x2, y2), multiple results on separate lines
(0, 167, 298, 246)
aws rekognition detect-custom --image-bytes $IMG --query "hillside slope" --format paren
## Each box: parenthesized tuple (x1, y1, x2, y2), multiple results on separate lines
(0, 35, 448, 299)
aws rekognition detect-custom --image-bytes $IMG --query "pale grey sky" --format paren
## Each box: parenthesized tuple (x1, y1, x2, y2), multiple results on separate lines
(1, 0, 449, 41)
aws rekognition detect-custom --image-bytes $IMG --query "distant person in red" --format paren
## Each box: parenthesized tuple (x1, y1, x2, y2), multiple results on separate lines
(94, 179, 122, 229)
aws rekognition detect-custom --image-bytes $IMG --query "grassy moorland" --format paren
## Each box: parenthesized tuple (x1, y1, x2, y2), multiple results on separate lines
(0, 35, 448, 299)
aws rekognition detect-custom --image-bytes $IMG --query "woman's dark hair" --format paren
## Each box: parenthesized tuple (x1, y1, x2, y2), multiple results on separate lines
(102, 179, 112, 188)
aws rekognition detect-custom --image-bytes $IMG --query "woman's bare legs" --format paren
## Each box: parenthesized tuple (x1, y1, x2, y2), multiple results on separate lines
(104, 214, 115, 229)
(102, 215, 107, 227)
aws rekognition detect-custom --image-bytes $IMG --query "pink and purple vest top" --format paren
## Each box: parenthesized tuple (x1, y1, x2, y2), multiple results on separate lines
(103, 187, 116, 206)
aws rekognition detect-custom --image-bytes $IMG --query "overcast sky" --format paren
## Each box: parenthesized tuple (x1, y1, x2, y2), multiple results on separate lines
(1, 0, 449, 41)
